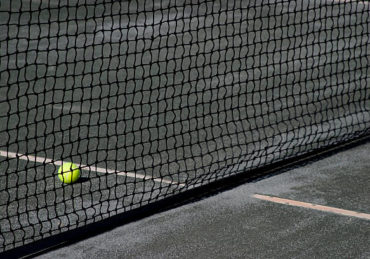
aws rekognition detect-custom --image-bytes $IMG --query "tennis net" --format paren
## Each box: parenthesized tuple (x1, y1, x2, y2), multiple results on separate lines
(0, 0, 369, 254)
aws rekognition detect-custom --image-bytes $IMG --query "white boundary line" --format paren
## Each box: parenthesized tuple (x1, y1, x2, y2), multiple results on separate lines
(253, 194, 370, 220)
(331, 0, 368, 4)
(0, 150, 184, 187)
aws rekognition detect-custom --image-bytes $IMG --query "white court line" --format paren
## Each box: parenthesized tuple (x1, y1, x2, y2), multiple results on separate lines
(0, 150, 184, 187)
(332, 0, 368, 4)
(253, 194, 370, 220)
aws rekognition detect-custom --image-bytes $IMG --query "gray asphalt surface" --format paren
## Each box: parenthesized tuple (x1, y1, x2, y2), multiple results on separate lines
(0, 0, 369, 254)
(37, 138, 370, 258)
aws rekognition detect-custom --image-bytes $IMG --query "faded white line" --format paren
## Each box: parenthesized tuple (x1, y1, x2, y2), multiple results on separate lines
(253, 194, 370, 220)
(0, 150, 184, 186)
(331, 0, 368, 4)
(51, 104, 108, 114)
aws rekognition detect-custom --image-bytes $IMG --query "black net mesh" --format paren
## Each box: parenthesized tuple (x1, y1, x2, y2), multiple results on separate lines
(0, 0, 369, 253)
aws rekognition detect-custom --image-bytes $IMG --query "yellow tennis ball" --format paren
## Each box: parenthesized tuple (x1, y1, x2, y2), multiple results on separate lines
(58, 162, 80, 184)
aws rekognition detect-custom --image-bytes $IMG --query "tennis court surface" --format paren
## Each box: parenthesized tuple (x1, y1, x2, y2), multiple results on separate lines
(0, 0, 369, 256)
(37, 138, 370, 258)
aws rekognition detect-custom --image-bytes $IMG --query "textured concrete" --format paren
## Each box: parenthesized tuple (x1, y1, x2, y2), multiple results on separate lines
(38, 141, 370, 259)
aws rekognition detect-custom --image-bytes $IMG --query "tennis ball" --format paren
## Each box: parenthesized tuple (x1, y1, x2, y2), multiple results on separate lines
(58, 162, 80, 184)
